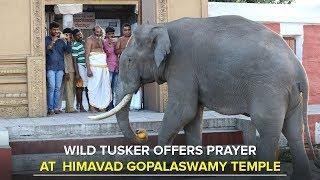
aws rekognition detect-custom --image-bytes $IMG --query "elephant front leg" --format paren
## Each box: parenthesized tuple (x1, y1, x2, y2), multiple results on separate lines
(158, 89, 198, 146)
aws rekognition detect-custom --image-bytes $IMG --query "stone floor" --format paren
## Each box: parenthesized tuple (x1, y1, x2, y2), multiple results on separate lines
(0, 110, 249, 127)
(0, 110, 248, 141)
(2, 104, 320, 124)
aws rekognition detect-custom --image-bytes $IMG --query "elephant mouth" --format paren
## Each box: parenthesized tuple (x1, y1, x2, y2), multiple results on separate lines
(140, 77, 154, 86)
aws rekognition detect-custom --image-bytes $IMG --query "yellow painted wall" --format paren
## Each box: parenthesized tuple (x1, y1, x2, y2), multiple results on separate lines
(168, 0, 207, 21)
(0, 1, 31, 55)
(0, 1, 32, 117)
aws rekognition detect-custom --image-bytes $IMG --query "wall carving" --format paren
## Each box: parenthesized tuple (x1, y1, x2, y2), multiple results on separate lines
(156, 0, 169, 112)
(27, 56, 46, 117)
(0, 67, 26, 75)
(159, 83, 168, 112)
(27, 0, 47, 117)
(0, 93, 27, 98)
(157, 0, 168, 23)
(31, 0, 44, 57)
(0, 106, 28, 118)
(0, 99, 28, 106)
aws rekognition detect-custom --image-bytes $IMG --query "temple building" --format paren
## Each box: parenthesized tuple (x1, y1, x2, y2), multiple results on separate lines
(0, 0, 208, 118)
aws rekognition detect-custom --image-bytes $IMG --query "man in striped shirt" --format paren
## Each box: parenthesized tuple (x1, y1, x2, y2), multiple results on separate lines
(72, 29, 90, 112)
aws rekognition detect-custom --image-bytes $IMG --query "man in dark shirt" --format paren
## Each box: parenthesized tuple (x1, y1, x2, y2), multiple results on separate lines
(45, 22, 71, 115)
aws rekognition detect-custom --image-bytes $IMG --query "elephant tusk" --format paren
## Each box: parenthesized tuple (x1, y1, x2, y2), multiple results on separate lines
(88, 94, 133, 120)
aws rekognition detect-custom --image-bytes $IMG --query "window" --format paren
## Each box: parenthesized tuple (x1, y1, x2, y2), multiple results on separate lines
(283, 36, 296, 54)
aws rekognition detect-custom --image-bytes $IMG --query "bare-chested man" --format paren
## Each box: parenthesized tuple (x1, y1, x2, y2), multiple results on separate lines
(85, 26, 112, 112)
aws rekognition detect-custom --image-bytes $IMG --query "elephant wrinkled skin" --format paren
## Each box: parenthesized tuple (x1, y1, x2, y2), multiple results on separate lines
(90, 15, 320, 179)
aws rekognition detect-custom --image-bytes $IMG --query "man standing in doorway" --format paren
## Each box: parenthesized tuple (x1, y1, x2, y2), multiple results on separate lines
(103, 27, 119, 110)
(85, 26, 112, 112)
(45, 22, 72, 115)
(115, 23, 132, 56)
(59, 28, 77, 113)
(72, 29, 89, 112)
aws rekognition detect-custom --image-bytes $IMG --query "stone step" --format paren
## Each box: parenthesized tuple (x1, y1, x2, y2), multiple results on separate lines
(4, 111, 252, 142)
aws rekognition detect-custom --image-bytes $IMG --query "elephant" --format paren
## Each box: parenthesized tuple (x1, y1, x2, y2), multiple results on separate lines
(90, 15, 320, 179)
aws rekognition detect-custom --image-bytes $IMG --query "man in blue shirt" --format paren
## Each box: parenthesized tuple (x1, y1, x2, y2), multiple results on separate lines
(45, 22, 72, 115)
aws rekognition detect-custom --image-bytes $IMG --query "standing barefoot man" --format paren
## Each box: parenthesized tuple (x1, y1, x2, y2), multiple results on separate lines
(72, 29, 89, 112)
(85, 26, 112, 112)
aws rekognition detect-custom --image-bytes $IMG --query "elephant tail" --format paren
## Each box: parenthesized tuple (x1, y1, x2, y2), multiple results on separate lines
(301, 81, 320, 168)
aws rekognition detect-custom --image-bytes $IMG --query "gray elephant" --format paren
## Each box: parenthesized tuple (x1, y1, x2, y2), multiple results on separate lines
(90, 15, 320, 179)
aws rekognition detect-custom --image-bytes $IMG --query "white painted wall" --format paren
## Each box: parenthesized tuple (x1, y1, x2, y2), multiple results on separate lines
(316, 122, 320, 144)
(208, 2, 320, 24)
(0, 127, 9, 146)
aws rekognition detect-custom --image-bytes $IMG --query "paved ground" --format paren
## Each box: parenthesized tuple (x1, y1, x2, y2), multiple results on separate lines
(2, 104, 320, 124)
(0, 110, 249, 127)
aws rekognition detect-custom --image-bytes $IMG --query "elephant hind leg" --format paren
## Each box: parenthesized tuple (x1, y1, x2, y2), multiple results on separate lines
(252, 113, 284, 162)
(249, 105, 285, 180)
(248, 94, 287, 180)
(282, 98, 312, 180)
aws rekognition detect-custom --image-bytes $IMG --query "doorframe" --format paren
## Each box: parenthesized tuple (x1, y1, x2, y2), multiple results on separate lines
(28, 0, 46, 117)
(28, 0, 142, 117)
(45, 0, 142, 24)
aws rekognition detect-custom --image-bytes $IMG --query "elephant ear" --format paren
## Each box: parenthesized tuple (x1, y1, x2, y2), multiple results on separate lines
(150, 26, 171, 67)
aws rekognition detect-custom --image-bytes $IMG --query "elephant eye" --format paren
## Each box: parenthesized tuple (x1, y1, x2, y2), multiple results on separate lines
(128, 58, 132, 62)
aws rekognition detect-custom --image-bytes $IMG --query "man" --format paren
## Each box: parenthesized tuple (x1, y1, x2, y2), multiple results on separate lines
(85, 26, 112, 112)
(59, 28, 77, 113)
(115, 23, 143, 110)
(115, 23, 132, 56)
(103, 27, 119, 110)
(72, 29, 90, 112)
(45, 22, 71, 115)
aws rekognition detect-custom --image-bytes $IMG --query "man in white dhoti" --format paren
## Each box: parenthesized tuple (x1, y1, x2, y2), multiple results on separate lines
(85, 26, 112, 112)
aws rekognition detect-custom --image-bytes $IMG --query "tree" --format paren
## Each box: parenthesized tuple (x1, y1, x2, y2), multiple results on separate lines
(208, 0, 295, 4)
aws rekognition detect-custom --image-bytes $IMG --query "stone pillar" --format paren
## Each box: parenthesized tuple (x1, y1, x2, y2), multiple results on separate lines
(28, 0, 46, 117)
(63, 14, 74, 29)
(54, 4, 83, 28)
(0, 127, 11, 180)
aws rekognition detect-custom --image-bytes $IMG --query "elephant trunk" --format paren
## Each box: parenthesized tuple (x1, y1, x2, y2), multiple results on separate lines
(115, 92, 148, 143)
(115, 97, 136, 140)
(88, 91, 148, 143)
